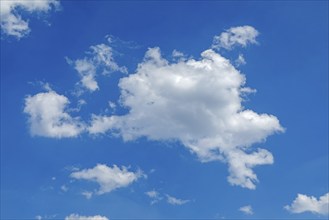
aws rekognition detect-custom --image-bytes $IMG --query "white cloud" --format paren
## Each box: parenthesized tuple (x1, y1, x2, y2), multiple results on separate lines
(65, 214, 109, 220)
(0, 0, 59, 39)
(166, 194, 190, 205)
(239, 205, 253, 215)
(88, 47, 284, 189)
(24, 90, 85, 138)
(69, 44, 127, 92)
(70, 164, 145, 196)
(35, 216, 42, 220)
(235, 54, 246, 66)
(285, 193, 329, 215)
(145, 190, 162, 204)
(212, 25, 259, 50)
(61, 185, 68, 192)
(81, 191, 93, 199)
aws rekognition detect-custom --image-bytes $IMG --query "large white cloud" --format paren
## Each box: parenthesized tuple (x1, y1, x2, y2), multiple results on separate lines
(212, 25, 259, 50)
(285, 193, 329, 215)
(88, 47, 284, 189)
(24, 90, 84, 138)
(0, 0, 59, 38)
(70, 164, 145, 197)
(65, 214, 109, 220)
(69, 44, 127, 92)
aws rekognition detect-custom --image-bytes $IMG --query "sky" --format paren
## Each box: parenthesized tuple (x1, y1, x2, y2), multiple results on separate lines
(0, 0, 328, 219)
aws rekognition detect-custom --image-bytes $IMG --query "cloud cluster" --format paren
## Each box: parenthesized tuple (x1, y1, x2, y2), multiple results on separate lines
(88, 47, 283, 189)
(239, 205, 253, 215)
(23, 26, 284, 190)
(0, 0, 59, 38)
(68, 44, 127, 92)
(70, 164, 145, 197)
(212, 25, 259, 50)
(24, 90, 84, 138)
(65, 214, 109, 220)
(285, 193, 329, 215)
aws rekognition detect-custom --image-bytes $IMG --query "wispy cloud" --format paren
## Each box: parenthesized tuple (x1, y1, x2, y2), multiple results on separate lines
(65, 214, 109, 220)
(166, 194, 190, 205)
(212, 25, 259, 50)
(67, 43, 127, 93)
(239, 205, 254, 215)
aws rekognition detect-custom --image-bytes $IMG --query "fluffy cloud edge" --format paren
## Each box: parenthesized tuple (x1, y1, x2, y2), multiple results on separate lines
(285, 192, 329, 215)
(212, 25, 259, 50)
(0, 0, 60, 39)
(87, 46, 284, 189)
(23, 90, 85, 138)
(70, 164, 145, 197)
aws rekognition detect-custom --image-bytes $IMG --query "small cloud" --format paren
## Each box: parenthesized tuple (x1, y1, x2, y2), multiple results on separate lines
(81, 191, 93, 199)
(166, 194, 190, 206)
(145, 190, 162, 205)
(239, 205, 253, 215)
(70, 164, 145, 195)
(65, 214, 109, 220)
(212, 25, 259, 50)
(61, 185, 68, 192)
(285, 192, 329, 215)
(235, 54, 246, 66)
(35, 215, 42, 220)
(68, 43, 127, 93)
(24, 90, 85, 138)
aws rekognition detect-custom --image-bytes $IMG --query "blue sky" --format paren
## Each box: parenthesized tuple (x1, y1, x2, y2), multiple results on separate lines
(1, 1, 328, 219)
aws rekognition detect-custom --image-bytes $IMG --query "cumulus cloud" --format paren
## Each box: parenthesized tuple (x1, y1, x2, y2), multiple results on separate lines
(70, 164, 145, 197)
(0, 0, 59, 39)
(65, 214, 109, 220)
(166, 194, 190, 205)
(212, 25, 259, 50)
(285, 193, 329, 215)
(88, 47, 283, 189)
(239, 205, 253, 215)
(68, 44, 127, 92)
(24, 90, 84, 138)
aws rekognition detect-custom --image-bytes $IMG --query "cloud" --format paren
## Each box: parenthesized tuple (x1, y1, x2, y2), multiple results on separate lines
(166, 194, 190, 205)
(145, 190, 162, 204)
(81, 191, 93, 199)
(285, 193, 329, 215)
(0, 0, 59, 39)
(61, 185, 68, 192)
(239, 205, 253, 215)
(235, 54, 246, 66)
(68, 43, 127, 92)
(212, 25, 259, 50)
(70, 164, 145, 197)
(65, 214, 109, 220)
(88, 47, 284, 189)
(24, 90, 85, 138)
